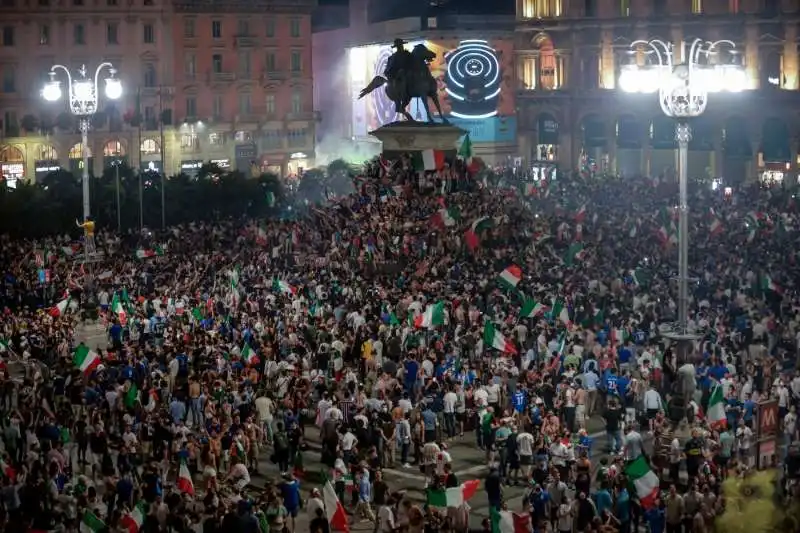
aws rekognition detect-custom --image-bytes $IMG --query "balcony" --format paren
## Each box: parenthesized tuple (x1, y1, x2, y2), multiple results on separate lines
(285, 111, 318, 122)
(237, 71, 254, 81)
(263, 70, 288, 82)
(235, 35, 257, 47)
(209, 71, 236, 82)
(236, 111, 265, 125)
(290, 69, 304, 78)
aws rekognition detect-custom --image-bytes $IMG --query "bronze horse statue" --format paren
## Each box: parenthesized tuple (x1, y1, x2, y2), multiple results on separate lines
(358, 44, 449, 124)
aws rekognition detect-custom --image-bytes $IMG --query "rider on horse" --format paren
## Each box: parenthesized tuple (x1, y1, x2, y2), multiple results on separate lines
(385, 39, 413, 105)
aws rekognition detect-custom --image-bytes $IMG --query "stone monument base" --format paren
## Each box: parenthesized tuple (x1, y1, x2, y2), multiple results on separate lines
(369, 121, 466, 160)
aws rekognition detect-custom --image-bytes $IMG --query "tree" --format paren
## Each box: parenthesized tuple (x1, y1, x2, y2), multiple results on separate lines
(20, 115, 39, 133)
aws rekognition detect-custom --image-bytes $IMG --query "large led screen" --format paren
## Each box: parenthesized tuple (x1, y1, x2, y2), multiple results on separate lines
(348, 38, 515, 142)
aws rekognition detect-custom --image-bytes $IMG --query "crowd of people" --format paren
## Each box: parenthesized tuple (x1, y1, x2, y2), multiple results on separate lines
(0, 153, 799, 533)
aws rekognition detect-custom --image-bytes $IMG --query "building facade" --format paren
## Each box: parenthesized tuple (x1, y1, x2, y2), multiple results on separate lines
(515, 0, 800, 184)
(0, 0, 315, 184)
(171, 0, 316, 177)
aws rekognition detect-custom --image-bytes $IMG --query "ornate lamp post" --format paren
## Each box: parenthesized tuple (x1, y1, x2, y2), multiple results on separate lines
(43, 63, 122, 306)
(619, 39, 746, 360)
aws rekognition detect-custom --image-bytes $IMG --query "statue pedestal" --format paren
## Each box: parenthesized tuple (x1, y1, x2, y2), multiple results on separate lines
(369, 122, 466, 159)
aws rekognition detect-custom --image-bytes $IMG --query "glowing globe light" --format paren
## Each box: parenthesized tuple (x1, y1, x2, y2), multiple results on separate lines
(105, 78, 122, 100)
(72, 79, 93, 100)
(618, 66, 640, 93)
(42, 81, 62, 102)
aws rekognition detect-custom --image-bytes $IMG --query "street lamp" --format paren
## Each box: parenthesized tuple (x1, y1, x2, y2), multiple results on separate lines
(43, 63, 121, 309)
(620, 39, 746, 360)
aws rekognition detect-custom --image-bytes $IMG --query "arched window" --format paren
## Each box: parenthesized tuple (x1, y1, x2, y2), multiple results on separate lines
(0, 146, 24, 163)
(534, 35, 559, 90)
(144, 63, 157, 88)
(103, 140, 125, 157)
(140, 138, 159, 155)
(761, 50, 782, 88)
(581, 114, 606, 148)
(69, 143, 91, 159)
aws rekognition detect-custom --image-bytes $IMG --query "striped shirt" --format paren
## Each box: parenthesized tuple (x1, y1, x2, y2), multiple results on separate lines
(339, 399, 355, 424)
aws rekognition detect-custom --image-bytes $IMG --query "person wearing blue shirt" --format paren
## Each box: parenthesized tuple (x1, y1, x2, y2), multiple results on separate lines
(594, 482, 613, 516)
(604, 369, 619, 397)
(596, 329, 608, 347)
(280, 474, 302, 522)
(512, 386, 527, 414)
(615, 486, 631, 533)
(618, 343, 633, 368)
(403, 356, 419, 393)
(743, 394, 756, 424)
(645, 503, 666, 533)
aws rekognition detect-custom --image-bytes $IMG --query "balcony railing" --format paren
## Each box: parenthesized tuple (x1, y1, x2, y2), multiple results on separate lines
(285, 111, 318, 121)
(235, 35, 257, 47)
(209, 71, 236, 82)
(263, 70, 288, 81)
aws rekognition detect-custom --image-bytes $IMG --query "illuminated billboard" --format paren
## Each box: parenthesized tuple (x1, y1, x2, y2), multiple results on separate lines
(348, 38, 515, 142)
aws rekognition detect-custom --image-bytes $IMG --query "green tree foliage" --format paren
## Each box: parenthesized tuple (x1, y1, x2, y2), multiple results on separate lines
(0, 164, 283, 238)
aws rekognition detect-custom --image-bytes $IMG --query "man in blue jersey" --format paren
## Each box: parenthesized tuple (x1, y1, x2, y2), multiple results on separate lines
(513, 383, 527, 414)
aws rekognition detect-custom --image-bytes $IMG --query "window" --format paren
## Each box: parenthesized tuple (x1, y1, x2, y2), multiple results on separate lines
(185, 97, 196, 118)
(238, 93, 251, 114)
(74, 23, 85, 45)
(212, 54, 222, 73)
(144, 106, 156, 126)
(238, 51, 251, 78)
(618, 0, 628, 16)
(143, 23, 154, 44)
(288, 128, 306, 147)
(184, 18, 195, 38)
(265, 18, 275, 37)
(692, 0, 702, 14)
(237, 19, 249, 36)
(211, 20, 221, 39)
(729, 0, 739, 13)
(289, 19, 301, 38)
(209, 132, 224, 146)
(291, 91, 302, 114)
(265, 52, 276, 71)
(107, 23, 119, 45)
(184, 53, 196, 79)
(2, 26, 14, 47)
(264, 130, 281, 149)
(213, 95, 222, 117)
(522, 0, 562, 17)
(235, 130, 252, 143)
(265, 94, 275, 114)
(180, 132, 198, 149)
(143, 63, 157, 87)
(2, 65, 15, 93)
(141, 138, 158, 155)
(39, 25, 50, 45)
(290, 51, 302, 72)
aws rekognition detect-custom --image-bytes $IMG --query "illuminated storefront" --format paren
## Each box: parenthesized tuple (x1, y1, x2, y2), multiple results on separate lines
(34, 144, 60, 181)
(140, 138, 161, 173)
(0, 145, 25, 188)
(180, 160, 203, 178)
(68, 143, 93, 175)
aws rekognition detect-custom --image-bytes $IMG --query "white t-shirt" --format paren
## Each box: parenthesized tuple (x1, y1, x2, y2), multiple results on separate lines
(342, 431, 357, 451)
(517, 432, 534, 456)
(473, 388, 489, 407)
(443, 392, 457, 414)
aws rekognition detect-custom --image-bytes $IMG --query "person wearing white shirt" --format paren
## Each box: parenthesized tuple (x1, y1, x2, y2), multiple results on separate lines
(643, 384, 663, 430)
(784, 406, 798, 452)
(473, 387, 489, 408)
(443, 390, 458, 439)
(516, 431, 534, 477)
(736, 425, 754, 467)
(377, 497, 396, 533)
(486, 382, 501, 409)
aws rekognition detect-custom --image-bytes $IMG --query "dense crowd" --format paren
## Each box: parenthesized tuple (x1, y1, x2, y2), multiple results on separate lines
(0, 155, 799, 533)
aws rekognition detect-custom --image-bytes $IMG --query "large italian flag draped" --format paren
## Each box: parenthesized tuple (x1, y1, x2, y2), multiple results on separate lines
(111, 292, 128, 326)
(323, 480, 350, 532)
(483, 321, 517, 354)
(706, 384, 727, 429)
(625, 456, 660, 509)
(497, 265, 522, 290)
(80, 510, 106, 533)
(431, 207, 460, 228)
(490, 507, 530, 533)
(520, 299, 546, 318)
(135, 246, 164, 259)
(412, 149, 446, 171)
(415, 301, 445, 329)
(273, 278, 297, 296)
(177, 460, 194, 495)
(73, 345, 101, 375)
(120, 501, 148, 533)
(426, 479, 480, 508)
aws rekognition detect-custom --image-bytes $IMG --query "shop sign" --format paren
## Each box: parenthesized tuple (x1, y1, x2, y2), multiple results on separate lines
(1, 162, 24, 179)
(210, 158, 231, 169)
(758, 399, 779, 438)
(141, 160, 162, 173)
(235, 143, 257, 160)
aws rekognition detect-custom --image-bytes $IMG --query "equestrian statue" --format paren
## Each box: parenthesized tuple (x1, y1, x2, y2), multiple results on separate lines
(358, 39, 449, 124)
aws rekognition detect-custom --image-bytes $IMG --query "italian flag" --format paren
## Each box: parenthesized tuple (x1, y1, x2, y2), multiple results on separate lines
(431, 207, 460, 228)
(706, 384, 727, 430)
(177, 460, 195, 495)
(483, 321, 517, 354)
(497, 265, 522, 290)
(625, 455, 660, 509)
(49, 297, 70, 317)
(80, 510, 106, 533)
(255, 227, 268, 246)
(464, 216, 492, 250)
(111, 293, 127, 326)
(574, 203, 587, 223)
(412, 149, 446, 171)
(120, 501, 148, 533)
(426, 479, 480, 508)
(231, 440, 246, 459)
(135, 246, 164, 259)
(551, 298, 571, 326)
(709, 218, 723, 236)
(273, 278, 297, 296)
(520, 299, 546, 318)
(490, 508, 530, 533)
(323, 480, 350, 532)
(610, 327, 628, 347)
(241, 343, 260, 365)
(73, 345, 101, 375)
(415, 301, 445, 329)
(761, 275, 783, 294)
